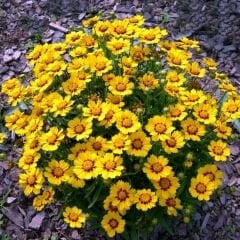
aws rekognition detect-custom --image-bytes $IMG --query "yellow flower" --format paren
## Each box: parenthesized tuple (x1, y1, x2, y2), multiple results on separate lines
(67, 58, 86, 73)
(193, 103, 217, 124)
(185, 61, 206, 78)
(67, 167, 86, 188)
(110, 180, 135, 211)
(24, 136, 41, 152)
(5, 109, 24, 131)
(107, 38, 130, 55)
(145, 115, 175, 141)
(94, 20, 111, 36)
(115, 110, 141, 134)
(71, 70, 92, 83)
(167, 48, 190, 68)
(109, 133, 131, 155)
(106, 93, 125, 108)
(126, 130, 151, 157)
(197, 164, 223, 190)
(18, 150, 41, 170)
(134, 189, 158, 211)
(33, 195, 46, 211)
(166, 70, 186, 86)
(130, 45, 150, 62)
(7, 85, 27, 106)
(161, 131, 185, 154)
(40, 127, 65, 151)
(87, 54, 112, 76)
(19, 168, 44, 196)
(46, 60, 67, 76)
(67, 117, 92, 141)
(51, 95, 73, 117)
(63, 206, 87, 228)
(74, 151, 99, 179)
(42, 187, 55, 204)
(80, 34, 98, 48)
(97, 153, 124, 179)
(82, 16, 99, 27)
(158, 40, 176, 52)
(103, 195, 126, 215)
(83, 100, 108, 121)
(65, 31, 83, 46)
(69, 46, 87, 58)
(101, 212, 125, 238)
(214, 121, 232, 139)
(180, 89, 207, 108)
(143, 155, 173, 181)
(110, 19, 131, 38)
(68, 143, 88, 161)
(221, 98, 240, 120)
(152, 174, 180, 199)
(181, 118, 206, 141)
(86, 136, 109, 155)
(203, 57, 217, 70)
(139, 73, 159, 91)
(139, 27, 167, 44)
(167, 103, 187, 121)
(177, 37, 200, 50)
(159, 195, 183, 216)
(0, 133, 6, 144)
(62, 76, 86, 96)
(127, 15, 145, 26)
(208, 140, 230, 161)
(44, 160, 69, 185)
(40, 92, 62, 113)
(26, 44, 45, 65)
(164, 83, 184, 97)
(108, 76, 134, 96)
(189, 175, 215, 201)
(30, 73, 53, 92)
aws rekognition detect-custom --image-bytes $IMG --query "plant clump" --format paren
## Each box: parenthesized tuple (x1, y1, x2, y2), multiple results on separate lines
(0, 15, 239, 238)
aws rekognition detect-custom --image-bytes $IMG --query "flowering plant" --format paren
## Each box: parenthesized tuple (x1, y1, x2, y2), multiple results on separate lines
(1, 15, 239, 238)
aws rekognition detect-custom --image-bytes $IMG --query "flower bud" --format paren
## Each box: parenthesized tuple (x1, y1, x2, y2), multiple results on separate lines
(151, 218, 158, 225)
(0, 153, 6, 161)
(183, 216, 190, 224)
(133, 163, 141, 171)
(186, 152, 194, 161)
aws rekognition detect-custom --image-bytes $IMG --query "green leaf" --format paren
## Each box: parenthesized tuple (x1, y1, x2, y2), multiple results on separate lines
(88, 183, 103, 209)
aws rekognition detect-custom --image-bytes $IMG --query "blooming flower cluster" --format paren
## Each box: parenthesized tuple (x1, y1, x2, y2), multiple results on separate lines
(0, 15, 238, 238)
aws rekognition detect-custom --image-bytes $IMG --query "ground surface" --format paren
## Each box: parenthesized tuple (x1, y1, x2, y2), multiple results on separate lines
(0, 0, 240, 239)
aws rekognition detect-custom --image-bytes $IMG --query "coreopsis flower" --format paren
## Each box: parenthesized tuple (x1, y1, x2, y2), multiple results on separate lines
(139, 27, 167, 44)
(110, 19, 131, 38)
(0, 133, 6, 144)
(108, 76, 134, 96)
(50, 95, 73, 117)
(203, 57, 217, 70)
(152, 174, 180, 199)
(82, 100, 108, 121)
(193, 103, 217, 124)
(177, 37, 200, 50)
(127, 15, 145, 26)
(130, 45, 150, 62)
(109, 133, 131, 155)
(158, 40, 176, 52)
(101, 212, 125, 238)
(109, 180, 135, 212)
(166, 70, 186, 86)
(62, 76, 86, 96)
(86, 136, 109, 155)
(214, 121, 232, 139)
(181, 118, 206, 141)
(69, 46, 87, 58)
(97, 153, 124, 179)
(107, 38, 130, 55)
(126, 130, 151, 157)
(164, 83, 185, 97)
(87, 54, 113, 76)
(40, 92, 62, 113)
(167, 48, 190, 67)
(161, 131, 185, 154)
(180, 89, 207, 108)
(189, 175, 216, 201)
(33, 195, 46, 211)
(73, 151, 99, 179)
(63, 206, 87, 228)
(18, 150, 41, 170)
(221, 98, 240, 120)
(67, 167, 86, 188)
(42, 187, 55, 204)
(106, 93, 125, 107)
(65, 31, 83, 46)
(25, 118, 43, 137)
(26, 44, 45, 64)
(115, 110, 141, 134)
(46, 60, 67, 76)
(24, 136, 41, 152)
(145, 115, 175, 141)
(103, 196, 126, 216)
(67, 117, 92, 141)
(44, 160, 69, 185)
(94, 20, 111, 36)
(80, 33, 98, 48)
(40, 127, 65, 151)
(134, 189, 158, 211)
(67, 58, 86, 73)
(208, 140, 231, 161)
(143, 155, 173, 181)
(19, 168, 44, 196)
(167, 103, 187, 121)
(68, 143, 88, 161)
(7, 85, 28, 106)
(139, 73, 159, 91)
(82, 16, 99, 27)
(197, 164, 223, 190)
(185, 61, 206, 78)
(159, 195, 183, 216)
